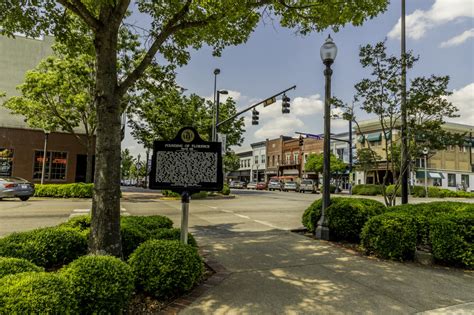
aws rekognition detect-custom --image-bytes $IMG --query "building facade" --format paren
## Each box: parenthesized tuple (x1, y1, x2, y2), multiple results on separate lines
(354, 119, 474, 192)
(227, 149, 252, 183)
(250, 141, 266, 182)
(0, 35, 93, 183)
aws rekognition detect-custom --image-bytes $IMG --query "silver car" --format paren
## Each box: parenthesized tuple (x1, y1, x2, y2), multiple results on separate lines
(300, 180, 317, 193)
(268, 180, 282, 191)
(0, 177, 35, 201)
(246, 182, 257, 189)
(283, 181, 300, 192)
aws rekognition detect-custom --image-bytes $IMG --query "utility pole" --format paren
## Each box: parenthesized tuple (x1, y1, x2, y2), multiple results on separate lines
(401, 0, 409, 204)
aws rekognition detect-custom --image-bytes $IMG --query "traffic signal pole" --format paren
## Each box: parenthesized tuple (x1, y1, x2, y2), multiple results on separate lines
(216, 85, 296, 129)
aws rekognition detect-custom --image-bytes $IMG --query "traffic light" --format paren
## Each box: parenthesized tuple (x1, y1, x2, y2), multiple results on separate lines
(252, 108, 259, 125)
(282, 94, 290, 114)
(299, 136, 304, 146)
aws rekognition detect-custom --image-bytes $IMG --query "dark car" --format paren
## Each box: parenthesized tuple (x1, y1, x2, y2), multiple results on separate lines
(0, 177, 35, 201)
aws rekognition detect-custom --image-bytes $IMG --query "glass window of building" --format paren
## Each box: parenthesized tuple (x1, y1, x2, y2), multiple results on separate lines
(254, 156, 258, 164)
(33, 151, 68, 180)
(447, 173, 456, 187)
(272, 155, 275, 166)
(293, 152, 298, 163)
(461, 174, 469, 188)
(336, 148, 344, 160)
(0, 148, 14, 176)
(261, 155, 265, 164)
(285, 153, 290, 163)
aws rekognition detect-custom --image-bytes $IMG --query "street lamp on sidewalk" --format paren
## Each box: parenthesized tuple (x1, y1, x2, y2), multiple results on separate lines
(212, 68, 221, 141)
(215, 89, 228, 141)
(423, 147, 429, 198)
(316, 35, 337, 240)
(41, 130, 50, 185)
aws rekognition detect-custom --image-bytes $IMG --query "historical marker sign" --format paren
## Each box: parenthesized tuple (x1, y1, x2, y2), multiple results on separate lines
(149, 127, 223, 192)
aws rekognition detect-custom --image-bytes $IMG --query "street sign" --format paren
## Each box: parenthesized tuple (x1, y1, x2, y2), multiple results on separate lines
(149, 127, 223, 192)
(263, 96, 276, 107)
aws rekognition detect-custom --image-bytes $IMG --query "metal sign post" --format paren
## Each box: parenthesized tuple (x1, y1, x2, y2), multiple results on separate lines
(149, 127, 223, 244)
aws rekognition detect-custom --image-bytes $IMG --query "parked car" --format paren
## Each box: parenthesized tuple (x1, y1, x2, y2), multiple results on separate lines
(267, 179, 282, 191)
(0, 177, 35, 201)
(229, 181, 246, 189)
(256, 182, 267, 190)
(300, 179, 317, 193)
(283, 181, 300, 192)
(246, 181, 257, 189)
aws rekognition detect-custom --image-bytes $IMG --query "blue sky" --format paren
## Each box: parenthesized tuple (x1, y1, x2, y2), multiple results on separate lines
(123, 0, 474, 156)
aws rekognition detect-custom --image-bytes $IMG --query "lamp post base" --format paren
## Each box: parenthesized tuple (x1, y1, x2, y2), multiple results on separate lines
(315, 225, 329, 240)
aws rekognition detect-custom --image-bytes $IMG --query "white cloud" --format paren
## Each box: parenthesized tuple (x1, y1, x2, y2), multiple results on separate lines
(254, 116, 304, 139)
(440, 28, 474, 47)
(446, 82, 474, 125)
(388, 0, 474, 40)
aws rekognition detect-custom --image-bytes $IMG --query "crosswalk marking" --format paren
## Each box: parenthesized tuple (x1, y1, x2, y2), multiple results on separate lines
(69, 207, 130, 218)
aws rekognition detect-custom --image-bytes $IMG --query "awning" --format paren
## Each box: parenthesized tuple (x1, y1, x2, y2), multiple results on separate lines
(366, 133, 382, 142)
(416, 171, 445, 179)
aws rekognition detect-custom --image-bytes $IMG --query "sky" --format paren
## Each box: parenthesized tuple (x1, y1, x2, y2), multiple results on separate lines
(123, 0, 474, 157)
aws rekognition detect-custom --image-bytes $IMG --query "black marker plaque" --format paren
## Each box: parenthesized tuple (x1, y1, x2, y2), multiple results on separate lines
(149, 127, 223, 192)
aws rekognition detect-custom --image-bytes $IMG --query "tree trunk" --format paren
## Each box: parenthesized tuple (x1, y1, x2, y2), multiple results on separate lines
(85, 135, 95, 183)
(89, 29, 122, 257)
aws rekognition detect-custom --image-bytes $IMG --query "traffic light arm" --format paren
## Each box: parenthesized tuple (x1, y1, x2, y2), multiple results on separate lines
(216, 85, 296, 129)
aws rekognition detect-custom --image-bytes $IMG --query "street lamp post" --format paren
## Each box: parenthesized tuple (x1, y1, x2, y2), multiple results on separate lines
(316, 35, 337, 240)
(215, 89, 228, 141)
(41, 130, 50, 185)
(212, 68, 221, 141)
(423, 147, 429, 198)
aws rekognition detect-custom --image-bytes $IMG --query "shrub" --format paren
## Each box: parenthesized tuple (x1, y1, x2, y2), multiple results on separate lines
(59, 215, 91, 232)
(0, 227, 87, 268)
(61, 255, 135, 313)
(34, 183, 94, 198)
(191, 191, 208, 199)
(162, 190, 180, 197)
(429, 213, 474, 268)
(120, 219, 151, 259)
(361, 212, 418, 261)
(328, 198, 386, 242)
(0, 272, 77, 313)
(153, 228, 198, 248)
(0, 257, 44, 278)
(221, 184, 231, 195)
(352, 184, 383, 196)
(320, 184, 337, 193)
(302, 198, 323, 233)
(129, 240, 203, 298)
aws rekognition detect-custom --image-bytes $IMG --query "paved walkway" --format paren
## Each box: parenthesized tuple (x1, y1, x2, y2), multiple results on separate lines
(182, 228, 474, 314)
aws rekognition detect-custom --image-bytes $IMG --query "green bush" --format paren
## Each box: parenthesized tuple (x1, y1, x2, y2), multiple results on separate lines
(59, 215, 91, 232)
(0, 227, 87, 268)
(320, 184, 337, 193)
(328, 198, 386, 242)
(191, 191, 208, 199)
(153, 228, 198, 248)
(429, 213, 474, 268)
(120, 219, 151, 259)
(34, 183, 94, 198)
(302, 198, 323, 233)
(0, 257, 44, 278)
(221, 184, 231, 195)
(361, 212, 418, 261)
(122, 215, 174, 231)
(129, 240, 203, 298)
(61, 255, 135, 313)
(162, 190, 180, 197)
(0, 272, 77, 313)
(352, 184, 383, 196)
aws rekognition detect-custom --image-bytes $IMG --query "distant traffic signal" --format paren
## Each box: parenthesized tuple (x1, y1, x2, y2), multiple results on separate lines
(299, 136, 304, 146)
(252, 109, 259, 125)
(282, 94, 290, 114)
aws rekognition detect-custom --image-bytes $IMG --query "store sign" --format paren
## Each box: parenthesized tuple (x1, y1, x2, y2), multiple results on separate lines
(149, 127, 223, 192)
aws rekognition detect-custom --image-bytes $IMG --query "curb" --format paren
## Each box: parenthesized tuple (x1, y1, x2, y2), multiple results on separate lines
(159, 248, 230, 315)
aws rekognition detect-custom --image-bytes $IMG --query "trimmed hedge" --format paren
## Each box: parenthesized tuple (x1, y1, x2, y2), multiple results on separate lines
(61, 255, 135, 313)
(0, 272, 77, 313)
(0, 257, 44, 279)
(153, 228, 198, 248)
(128, 240, 203, 298)
(221, 184, 231, 195)
(361, 202, 474, 266)
(302, 197, 386, 242)
(361, 212, 418, 261)
(0, 227, 88, 268)
(34, 183, 94, 198)
(352, 184, 384, 196)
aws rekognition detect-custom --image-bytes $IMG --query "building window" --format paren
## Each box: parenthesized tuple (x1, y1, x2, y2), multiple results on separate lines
(304, 154, 308, 163)
(433, 178, 442, 187)
(33, 151, 68, 180)
(277, 155, 280, 163)
(261, 155, 265, 164)
(461, 174, 469, 189)
(285, 153, 290, 163)
(448, 173, 456, 187)
(272, 155, 275, 166)
(336, 148, 344, 160)
(293, 152, 298, 163)
(415, 158, 426, 168)
(254, 156, 258, 164)
(0, 148, 14, 176)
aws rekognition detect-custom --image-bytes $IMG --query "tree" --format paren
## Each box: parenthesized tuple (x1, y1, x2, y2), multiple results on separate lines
(334, 41, 462, 206)
(223, 151, 240, 175)
(1, 0, 389, 256)
(3, 52, 97, 183)
(121, 149, 135, 180)
(304, 153, 346, 188)
(355, 148, 381, 184)
(127, 88, 244, 147)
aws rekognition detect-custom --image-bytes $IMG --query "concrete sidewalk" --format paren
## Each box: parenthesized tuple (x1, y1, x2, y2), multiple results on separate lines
(182, 229, 474, 314)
